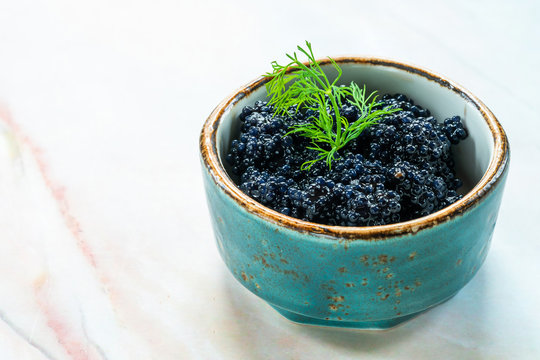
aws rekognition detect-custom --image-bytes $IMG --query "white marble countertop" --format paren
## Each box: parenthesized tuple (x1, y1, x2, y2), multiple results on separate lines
(0, 0, 539, 359)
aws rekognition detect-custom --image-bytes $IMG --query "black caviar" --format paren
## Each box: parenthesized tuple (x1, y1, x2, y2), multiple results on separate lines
(226, 94, 468, 226)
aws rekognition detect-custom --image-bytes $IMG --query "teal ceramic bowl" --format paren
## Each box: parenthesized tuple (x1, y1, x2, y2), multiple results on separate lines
(200, 58, 509, 330)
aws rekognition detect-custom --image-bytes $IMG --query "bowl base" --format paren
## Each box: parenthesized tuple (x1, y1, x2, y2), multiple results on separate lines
(270, 305, 426, 330)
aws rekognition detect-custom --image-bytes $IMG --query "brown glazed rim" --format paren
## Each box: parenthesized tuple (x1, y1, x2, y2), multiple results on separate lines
(200, 57, 509, 240)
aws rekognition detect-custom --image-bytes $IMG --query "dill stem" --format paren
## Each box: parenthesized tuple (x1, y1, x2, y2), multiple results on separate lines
(329, 94, 342, 147)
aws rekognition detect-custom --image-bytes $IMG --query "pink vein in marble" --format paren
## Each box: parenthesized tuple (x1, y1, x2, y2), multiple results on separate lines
(0, 107, 97, 269)
(34, 274, 103, 360)
(0, 106, 106, 360)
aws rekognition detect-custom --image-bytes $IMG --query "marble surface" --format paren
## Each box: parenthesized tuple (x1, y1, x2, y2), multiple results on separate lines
(0, 0, 539, 359)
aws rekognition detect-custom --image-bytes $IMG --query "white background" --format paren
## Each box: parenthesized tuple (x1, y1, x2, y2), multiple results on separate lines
(0, 0, 539, 359)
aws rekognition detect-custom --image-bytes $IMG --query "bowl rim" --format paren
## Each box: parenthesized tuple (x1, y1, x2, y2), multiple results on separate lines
(200, 57, 509, 240)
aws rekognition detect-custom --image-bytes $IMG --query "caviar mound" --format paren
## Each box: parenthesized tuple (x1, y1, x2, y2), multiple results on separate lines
(226, 94, 468, 227)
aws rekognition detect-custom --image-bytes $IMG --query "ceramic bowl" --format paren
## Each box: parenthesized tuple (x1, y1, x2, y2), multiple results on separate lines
(200, 58, 509, 330)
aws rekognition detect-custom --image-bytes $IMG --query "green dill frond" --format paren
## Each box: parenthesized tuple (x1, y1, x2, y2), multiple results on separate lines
(264, 41, 400, 170)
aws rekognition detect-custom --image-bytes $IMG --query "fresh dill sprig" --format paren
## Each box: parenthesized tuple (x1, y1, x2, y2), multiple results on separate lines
(264, 41, 400, 170)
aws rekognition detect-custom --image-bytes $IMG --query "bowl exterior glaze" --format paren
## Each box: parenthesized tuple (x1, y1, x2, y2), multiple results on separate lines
(202, 164, 507, 329)
(200, 58, 509, 329)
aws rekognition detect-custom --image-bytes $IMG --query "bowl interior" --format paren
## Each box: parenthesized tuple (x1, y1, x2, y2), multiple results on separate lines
(216, 60, 494, 199)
